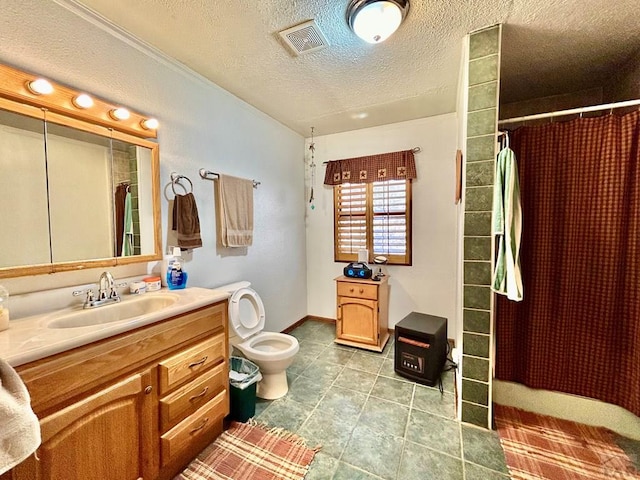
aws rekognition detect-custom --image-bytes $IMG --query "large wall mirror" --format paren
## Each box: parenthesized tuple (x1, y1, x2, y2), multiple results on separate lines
(0, 73, 161, 278)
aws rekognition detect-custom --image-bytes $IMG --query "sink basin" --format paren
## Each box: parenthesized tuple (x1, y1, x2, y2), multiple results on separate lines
(47, 294, 179, 329)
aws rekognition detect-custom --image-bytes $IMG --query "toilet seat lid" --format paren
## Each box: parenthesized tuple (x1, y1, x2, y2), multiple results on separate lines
(229, 287, 265, 340)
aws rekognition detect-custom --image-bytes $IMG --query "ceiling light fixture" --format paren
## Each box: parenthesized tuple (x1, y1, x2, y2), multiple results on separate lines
(140, 118, 159, 130)
(109, 107, 130, 121)
(26, 78, 54, 95)
(347, 0, 409, 44)
(72, 93, 94, 109)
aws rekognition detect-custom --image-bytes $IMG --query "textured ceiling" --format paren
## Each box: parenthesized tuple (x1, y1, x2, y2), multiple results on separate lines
(70, 0, 640, 135)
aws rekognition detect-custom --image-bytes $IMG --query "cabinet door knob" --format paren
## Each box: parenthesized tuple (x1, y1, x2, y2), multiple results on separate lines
(144, 386, 153, 394)
(188, 356, 208, 368)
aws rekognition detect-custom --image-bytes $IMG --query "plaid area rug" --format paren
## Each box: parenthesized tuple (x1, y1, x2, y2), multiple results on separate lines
(175, 421, 319, 480)
(494, 404, 640, 480)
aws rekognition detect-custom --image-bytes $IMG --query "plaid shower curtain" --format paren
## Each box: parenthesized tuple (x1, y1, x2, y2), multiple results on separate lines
(495, 111, 640, 416)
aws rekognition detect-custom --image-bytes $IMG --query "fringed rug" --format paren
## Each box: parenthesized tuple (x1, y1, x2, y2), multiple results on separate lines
(175, 421, 319, 480)
(494, 404, 640, 480)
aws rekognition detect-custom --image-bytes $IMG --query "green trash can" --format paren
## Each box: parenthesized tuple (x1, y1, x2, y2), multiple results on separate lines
(229, 356, 262, 422)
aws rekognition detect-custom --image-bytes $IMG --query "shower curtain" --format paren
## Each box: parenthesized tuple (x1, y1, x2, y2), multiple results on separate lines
(495, 111, 640, 416)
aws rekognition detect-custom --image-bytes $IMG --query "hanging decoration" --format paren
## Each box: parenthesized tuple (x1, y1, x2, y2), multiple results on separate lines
(308, 126, 316, 210)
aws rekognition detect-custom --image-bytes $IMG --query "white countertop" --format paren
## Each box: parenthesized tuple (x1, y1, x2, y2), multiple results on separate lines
(0, 287, 229, 367)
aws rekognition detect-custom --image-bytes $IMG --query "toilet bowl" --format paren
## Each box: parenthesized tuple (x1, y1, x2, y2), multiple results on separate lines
(220, 282, 299, 400)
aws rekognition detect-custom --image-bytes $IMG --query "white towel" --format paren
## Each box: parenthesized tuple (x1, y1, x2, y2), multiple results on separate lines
(491, 147, 523, 301)
(216, 174, 254, 247)
(0, 360, 41, 474)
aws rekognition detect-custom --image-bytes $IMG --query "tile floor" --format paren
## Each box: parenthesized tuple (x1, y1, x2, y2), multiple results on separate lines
(250, 320, 511, 480)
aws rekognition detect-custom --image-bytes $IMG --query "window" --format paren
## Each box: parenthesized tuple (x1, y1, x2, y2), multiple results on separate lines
(334, 179, 412, 265)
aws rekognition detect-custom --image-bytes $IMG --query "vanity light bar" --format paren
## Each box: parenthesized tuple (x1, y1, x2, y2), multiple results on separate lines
(141, 118, 159, 130)
(72, 93, 94, 109)
(109, 107, 131, 121)
(26, 78, 54, 95)
(0, 63, 157, 139)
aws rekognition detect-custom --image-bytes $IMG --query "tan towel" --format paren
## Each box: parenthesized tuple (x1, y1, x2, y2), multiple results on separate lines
(216, 174, 254, 247)
(172, 192, 203, 249)
(0, 360, 41, 474)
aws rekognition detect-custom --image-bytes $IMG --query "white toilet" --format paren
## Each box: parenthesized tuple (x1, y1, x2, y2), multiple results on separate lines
(219, 281, 299, 400)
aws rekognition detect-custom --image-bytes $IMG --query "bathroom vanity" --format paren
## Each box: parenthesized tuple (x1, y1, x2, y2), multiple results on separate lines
(2, 290, 229, 480)
(335, 275, 389, 352)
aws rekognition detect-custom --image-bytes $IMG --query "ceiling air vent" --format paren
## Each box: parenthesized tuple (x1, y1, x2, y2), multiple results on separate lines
(278, 20, 329, 56)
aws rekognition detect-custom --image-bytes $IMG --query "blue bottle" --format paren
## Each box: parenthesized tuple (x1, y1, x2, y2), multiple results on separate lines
(167, 249, 188, 290)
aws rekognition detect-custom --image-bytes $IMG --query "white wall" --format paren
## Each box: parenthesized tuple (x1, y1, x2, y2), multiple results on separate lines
(1, 0, 307, 334)
(305, 114, 460, 339)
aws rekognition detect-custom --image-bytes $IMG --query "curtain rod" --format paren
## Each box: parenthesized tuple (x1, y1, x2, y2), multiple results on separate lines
(322, 146, 421, 165)
(498, 98, 640, 125)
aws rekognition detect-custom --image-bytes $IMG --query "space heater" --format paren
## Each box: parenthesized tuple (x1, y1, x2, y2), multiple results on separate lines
(394, 312, 448, 386)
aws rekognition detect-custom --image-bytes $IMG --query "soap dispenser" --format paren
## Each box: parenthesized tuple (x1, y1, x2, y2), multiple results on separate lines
(167, 247, 188, 290)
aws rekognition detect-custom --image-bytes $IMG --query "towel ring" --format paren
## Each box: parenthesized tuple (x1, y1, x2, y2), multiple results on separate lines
(170, 172, 193, 195)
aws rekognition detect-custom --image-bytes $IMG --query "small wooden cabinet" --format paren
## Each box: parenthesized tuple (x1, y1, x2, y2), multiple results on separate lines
(9, 301, 229, 480)
(335, 276, 389, 352)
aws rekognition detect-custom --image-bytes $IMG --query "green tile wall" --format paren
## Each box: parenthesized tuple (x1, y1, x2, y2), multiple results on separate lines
(461, 402, 489, 428)
(464, 237, 492, 261)
(461, 24, 501, 430)
(462, 379, 490, 405)
(463, 309, 491, 334)
(466, 161, 494, 187)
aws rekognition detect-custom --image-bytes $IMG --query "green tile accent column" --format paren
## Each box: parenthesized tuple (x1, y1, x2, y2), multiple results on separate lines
(461, 24, 501, 429)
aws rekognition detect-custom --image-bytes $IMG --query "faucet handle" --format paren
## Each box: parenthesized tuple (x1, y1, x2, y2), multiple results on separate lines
(72, 288, 93, 297)
(72, 288, 95, 303)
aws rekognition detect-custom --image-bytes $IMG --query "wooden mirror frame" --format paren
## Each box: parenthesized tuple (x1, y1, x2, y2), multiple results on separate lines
(0, 65, 162, 278)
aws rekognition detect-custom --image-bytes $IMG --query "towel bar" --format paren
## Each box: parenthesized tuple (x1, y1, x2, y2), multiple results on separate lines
(199, 169, 260, 188)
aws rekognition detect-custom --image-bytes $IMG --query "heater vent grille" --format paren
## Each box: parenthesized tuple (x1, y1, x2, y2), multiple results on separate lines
(279, 20, 329, 56)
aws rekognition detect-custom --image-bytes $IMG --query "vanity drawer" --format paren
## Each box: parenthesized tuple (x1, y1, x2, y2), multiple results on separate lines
(158, 334, 225, 394)
(159, 362, 226, 432)
(337, 282, 378, 300)
(160, 389, 227, 466)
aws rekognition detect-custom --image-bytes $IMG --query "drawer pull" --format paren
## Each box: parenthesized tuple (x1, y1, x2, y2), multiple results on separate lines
(188, 356, 208, 368)
(189, 386, 209, 402)
(359, 288, 364, 294)
(349, 288, 354, 292)
(144, 385, 153, 394)
(190, 417, 209, 434)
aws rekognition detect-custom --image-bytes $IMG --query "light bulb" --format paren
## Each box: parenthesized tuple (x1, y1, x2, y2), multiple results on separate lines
(72, 94, 94, 109)
(27, 78, 54, 95)
(351, 1, 404, 44)
(141, 118, 159, 130)
(109, 107, 130, 121)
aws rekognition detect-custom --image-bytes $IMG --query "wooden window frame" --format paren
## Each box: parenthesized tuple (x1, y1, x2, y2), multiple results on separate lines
(333, 180, 412, 266)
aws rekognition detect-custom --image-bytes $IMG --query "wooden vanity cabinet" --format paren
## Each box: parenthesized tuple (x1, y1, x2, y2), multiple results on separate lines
(12, 372, 154, 480)
(335, 276, 390, 352)
(8, 301, 229, 480)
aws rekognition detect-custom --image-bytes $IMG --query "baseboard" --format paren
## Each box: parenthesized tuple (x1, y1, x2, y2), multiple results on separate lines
(284, 319, 456, 351)
(494, 379, 640, 440)
(281, 315, 335, 333)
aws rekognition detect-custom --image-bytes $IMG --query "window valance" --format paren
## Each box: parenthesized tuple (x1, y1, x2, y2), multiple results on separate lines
(323, 149, 417, 185)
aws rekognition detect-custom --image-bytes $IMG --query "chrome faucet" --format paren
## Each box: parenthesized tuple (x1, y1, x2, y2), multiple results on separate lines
(72, 271, 122, 309)
(98, 271, 116, 300)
